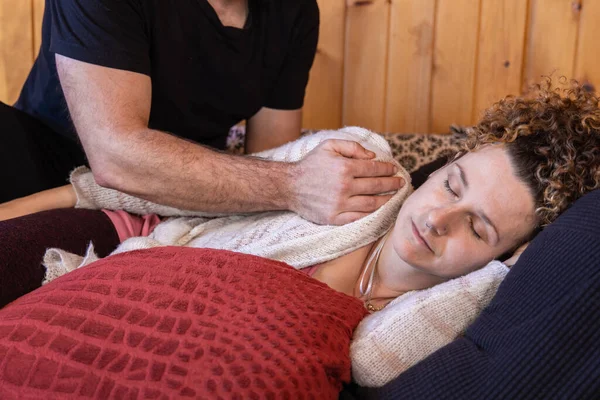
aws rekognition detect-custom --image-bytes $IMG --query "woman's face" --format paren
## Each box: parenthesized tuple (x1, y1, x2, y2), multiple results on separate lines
(390, 145, 537, 278)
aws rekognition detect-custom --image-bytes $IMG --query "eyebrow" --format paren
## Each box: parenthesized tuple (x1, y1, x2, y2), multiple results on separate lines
(456, 163, 469, 188)
(455, 163, 500, 244)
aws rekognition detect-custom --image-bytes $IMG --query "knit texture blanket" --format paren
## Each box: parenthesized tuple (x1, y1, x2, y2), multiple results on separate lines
(0, 247, 368, 399)
(44, 127, 413, 282)
(350, 260, 509, 387)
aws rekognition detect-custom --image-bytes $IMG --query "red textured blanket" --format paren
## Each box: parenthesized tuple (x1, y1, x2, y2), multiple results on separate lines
(0, 247, 367, 399)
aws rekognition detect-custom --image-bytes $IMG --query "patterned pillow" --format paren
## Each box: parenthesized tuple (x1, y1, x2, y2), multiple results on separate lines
(0, 247, 367, 399)
(381, 132, 461, 173)
(225, 126, 462, 173)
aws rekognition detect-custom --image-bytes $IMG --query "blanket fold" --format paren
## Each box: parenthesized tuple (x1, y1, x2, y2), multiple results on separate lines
(44, 127, 413, 282)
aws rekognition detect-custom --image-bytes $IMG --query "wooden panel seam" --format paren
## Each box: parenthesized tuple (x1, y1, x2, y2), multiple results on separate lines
(426, 0, 439, 134)
(519, 0, 531, 93)
(470, 0, 483, 124)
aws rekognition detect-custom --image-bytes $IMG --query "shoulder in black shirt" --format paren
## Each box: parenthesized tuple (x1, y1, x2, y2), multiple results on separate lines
(15, 0, 319, 150)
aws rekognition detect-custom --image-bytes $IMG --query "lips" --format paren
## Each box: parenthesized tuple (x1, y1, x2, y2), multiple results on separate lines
(412, 221, 434, 253)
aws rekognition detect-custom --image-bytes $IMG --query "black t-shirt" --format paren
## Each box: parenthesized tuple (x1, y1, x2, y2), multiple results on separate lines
(15, 0, 319, 150)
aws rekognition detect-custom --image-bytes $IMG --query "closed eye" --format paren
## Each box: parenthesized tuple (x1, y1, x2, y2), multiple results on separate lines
(468, 217, 483, 240)
(444, 179, 458, 198)
(446, 177, 484, 240)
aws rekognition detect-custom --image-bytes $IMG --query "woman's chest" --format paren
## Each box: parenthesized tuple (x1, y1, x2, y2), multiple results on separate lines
(311, 245, 373, 296)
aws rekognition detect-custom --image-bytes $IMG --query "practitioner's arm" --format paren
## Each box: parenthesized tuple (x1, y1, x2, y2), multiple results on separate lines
(56, 55, 400, 225)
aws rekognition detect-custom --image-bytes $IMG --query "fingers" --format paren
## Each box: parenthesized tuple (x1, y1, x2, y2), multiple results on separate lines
(350, 176, 405, 195)
(295, 139, 406, 225)
(333, 195, 393, 224)
(345, 194, 395, 214)
(346, 158, 399, 178)
(304, 194, 394, 226)
(320, 139, 399, 177)
(322, 139, 376, 160)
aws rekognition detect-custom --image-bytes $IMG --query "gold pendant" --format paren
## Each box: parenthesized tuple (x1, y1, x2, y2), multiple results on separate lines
(365, 302, 384, 312)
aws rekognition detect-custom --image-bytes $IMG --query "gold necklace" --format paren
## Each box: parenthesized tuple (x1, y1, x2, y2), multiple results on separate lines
(358, 233, 388, 312)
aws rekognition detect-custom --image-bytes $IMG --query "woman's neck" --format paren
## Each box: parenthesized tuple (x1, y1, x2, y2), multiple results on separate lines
(342, 232, 447, 311)
(312, 233, 448, 308)
(364, 235, 446, 307)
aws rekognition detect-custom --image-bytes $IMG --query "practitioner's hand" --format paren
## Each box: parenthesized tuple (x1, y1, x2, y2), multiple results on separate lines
(288, 139, 405, 225)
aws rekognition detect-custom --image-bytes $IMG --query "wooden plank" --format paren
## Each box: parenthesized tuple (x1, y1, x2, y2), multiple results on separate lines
(0, 0, 34, 104)
(385, 0, 435, 133)
(430, 0, 481, 133)
(473, 0, 528, 119)
(524, 0, 580, 87)
(343, 0, 390, 132)
(303, 0, 346, 130)
(574, 0, 599, 93)
(33, 0, 45, 57)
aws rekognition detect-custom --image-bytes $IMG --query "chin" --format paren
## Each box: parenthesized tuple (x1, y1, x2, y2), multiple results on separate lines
(393, 239, 428, 270)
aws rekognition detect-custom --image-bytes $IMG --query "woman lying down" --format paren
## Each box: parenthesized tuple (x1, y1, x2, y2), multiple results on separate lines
(0, 79, 599, 397)
(2, 79, 600, 311)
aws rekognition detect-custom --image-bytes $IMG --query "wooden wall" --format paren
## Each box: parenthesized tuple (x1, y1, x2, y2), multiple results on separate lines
(1, 0, 598, 133)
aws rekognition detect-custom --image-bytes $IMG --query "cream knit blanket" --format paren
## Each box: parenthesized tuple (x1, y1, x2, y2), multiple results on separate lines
(43, 127, 413, 282)
(350, 260, 509, 387)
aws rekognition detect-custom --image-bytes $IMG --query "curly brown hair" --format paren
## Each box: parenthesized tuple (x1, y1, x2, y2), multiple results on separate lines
(459, 77, 600, 227)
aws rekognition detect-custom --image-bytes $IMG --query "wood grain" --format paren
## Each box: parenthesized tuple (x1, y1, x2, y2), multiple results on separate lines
(573, 0, 599, 94)
(1, 0, 599, 132)
(33, 0, 45, 57)
(524, 0, 580, 87)
(385, 0, 435, 133)
(473, 0, 528, 119)
(343, 0, 390, 131)
(430, 0, 481, 133)
(303, 0, 346, 129)
(0, 0, 34, 104)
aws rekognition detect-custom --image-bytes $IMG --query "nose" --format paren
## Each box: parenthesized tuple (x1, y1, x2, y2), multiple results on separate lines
(425, 204, 462, 236)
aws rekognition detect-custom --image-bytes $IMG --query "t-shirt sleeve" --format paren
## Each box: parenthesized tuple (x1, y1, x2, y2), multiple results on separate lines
(48, 0, 150, 75)
(264, 0, 319, 110)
